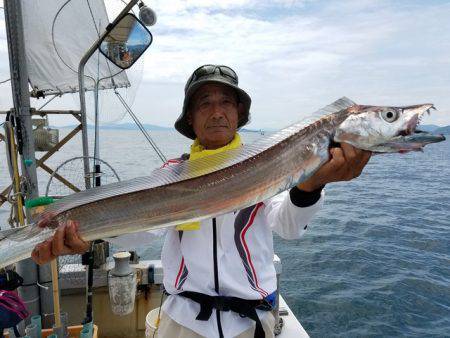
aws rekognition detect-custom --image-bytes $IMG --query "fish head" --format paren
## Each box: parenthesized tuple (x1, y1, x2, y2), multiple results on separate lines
(334, 103, 446, 153)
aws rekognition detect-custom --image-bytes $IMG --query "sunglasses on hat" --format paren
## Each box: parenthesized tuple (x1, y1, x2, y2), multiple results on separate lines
(186, 65, 238, 89)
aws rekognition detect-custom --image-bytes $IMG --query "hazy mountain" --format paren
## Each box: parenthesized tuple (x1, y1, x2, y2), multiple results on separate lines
(98, 123, 171, 131)
(418, 124, 450, 135)
(57, 123, 273, 132)
(418, 124, 440, 132)
(58, 123, 172, 131)
(434, 125, 450, 135)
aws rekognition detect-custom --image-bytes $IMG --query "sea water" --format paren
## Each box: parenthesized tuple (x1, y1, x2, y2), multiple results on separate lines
(0, 129, 448, 337)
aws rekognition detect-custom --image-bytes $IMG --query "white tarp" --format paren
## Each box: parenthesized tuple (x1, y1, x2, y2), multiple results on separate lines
(21, 0, 130, 95)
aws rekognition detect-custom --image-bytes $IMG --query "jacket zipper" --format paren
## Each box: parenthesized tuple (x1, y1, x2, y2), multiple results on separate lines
(212, 218, 224, 338)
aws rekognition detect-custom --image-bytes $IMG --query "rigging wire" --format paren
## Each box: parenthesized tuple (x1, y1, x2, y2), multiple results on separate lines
(37, 94, 60, 111)
(86, 0, 101, 37)
(0, 78, 11, 84)
(86, 0, 120, 83)
(114, 89, 167, 163)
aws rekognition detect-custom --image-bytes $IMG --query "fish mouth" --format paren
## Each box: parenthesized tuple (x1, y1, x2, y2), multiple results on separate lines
(396, 104, 433, 137)
(382, 104, 446, 153)
(390, 130, 446, 153)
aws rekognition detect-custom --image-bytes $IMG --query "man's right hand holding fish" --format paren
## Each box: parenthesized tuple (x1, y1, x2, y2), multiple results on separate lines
(32, 219, 89, 265)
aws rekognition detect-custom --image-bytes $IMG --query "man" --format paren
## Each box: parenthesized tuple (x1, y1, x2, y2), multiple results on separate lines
(32, 65, 371, 338)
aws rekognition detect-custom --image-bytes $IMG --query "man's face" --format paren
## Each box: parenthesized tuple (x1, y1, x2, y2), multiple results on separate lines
(188, 83, 243, 149)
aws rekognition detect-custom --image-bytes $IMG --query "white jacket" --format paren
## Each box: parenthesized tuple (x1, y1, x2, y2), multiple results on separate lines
(109, 161, 324, 338)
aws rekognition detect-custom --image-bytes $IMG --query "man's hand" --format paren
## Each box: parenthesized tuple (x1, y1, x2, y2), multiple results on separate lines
(298, 143, 371, 192)
(31, 219, 90, 265)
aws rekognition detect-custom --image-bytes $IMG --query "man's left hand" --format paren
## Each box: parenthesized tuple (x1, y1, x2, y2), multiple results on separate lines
(297, 143, 372, 192)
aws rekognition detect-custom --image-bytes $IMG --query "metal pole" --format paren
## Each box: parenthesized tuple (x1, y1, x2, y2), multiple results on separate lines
(79, 76, 91, 190)
(77, 0, 140, 324)
(94, 81, 101, 187)
(4, 0, 42, 318)
(79, 0, 139, 190)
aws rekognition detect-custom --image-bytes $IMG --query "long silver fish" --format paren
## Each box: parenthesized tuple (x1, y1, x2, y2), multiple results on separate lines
(0, 97, 445, 268)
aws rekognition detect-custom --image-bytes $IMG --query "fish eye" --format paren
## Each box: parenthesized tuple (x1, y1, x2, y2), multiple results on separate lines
(381, 110, 399, 123)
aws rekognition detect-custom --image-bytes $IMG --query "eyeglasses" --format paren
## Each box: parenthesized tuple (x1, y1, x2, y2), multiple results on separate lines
(186, 65, 238, 89)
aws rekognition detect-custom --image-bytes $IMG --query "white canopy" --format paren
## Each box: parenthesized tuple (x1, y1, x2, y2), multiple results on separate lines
(21, 0, 130, 95)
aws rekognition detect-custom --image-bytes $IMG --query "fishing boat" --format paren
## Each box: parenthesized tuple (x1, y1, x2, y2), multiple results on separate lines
(0, 1, 310, 337)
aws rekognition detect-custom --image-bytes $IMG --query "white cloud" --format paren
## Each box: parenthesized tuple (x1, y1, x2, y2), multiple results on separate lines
(129, 0, 449, 128)
(0, 0, 449, 129)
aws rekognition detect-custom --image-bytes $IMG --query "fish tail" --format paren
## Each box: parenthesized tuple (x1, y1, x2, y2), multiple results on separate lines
(0, 227, 23, 241)
(0, 224, 46, 269)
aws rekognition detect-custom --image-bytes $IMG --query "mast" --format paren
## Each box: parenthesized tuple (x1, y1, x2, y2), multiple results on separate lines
(4, 0, 53, 317)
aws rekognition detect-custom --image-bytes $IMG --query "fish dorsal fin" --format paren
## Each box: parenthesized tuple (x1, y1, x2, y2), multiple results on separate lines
(310, 96, 357, 119)
(294, 97, 357, 130)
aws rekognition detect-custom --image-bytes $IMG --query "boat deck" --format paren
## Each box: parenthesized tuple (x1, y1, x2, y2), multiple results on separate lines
(56, 258, 309, 337)
(278, 296, 309, 338)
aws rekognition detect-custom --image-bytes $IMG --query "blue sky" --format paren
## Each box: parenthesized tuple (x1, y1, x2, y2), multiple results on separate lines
(0, 0, 449, 129)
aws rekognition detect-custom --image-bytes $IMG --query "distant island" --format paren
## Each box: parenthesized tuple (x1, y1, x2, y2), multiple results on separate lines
(57, 123, 449, 135)
(57, 123, 171, 131)
(434, 126, 450, 135)
(420, 124, 450, 135)
(58, 123, 271, 133)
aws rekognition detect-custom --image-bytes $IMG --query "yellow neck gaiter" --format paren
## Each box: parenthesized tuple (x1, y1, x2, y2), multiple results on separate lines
(176, 133, 242, 231)
(189, 133, 242, 161)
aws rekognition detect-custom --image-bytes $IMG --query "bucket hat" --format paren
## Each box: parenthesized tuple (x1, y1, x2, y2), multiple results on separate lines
(174, 65, 251, 139)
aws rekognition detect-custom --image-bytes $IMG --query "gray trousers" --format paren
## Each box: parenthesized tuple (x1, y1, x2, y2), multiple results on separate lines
(155, 310, 275, 338)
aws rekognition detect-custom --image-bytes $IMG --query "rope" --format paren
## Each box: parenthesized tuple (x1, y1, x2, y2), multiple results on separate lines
(7, 191, 22, 204)
(152, 287, 166, 338)
(22, 296, 40, 304)
(36, 281, 50, 290)
(37, 94, 60, 111)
